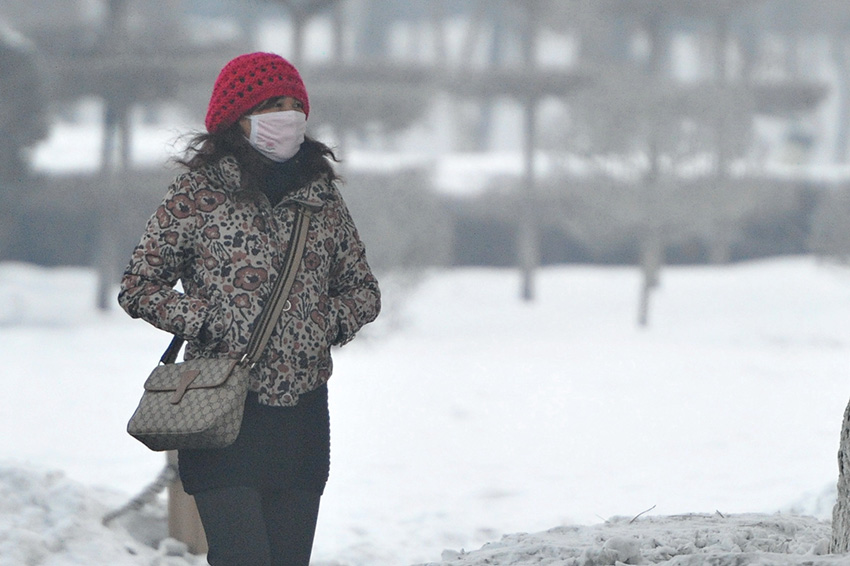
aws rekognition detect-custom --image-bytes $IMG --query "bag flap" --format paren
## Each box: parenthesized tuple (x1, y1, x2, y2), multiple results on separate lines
(143, 358, 240, 392)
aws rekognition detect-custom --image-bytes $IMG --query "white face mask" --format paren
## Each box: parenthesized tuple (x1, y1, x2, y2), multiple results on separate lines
(245, 110, 307, 162)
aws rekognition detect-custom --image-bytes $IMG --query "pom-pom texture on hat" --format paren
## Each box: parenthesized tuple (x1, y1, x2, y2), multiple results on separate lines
(205, 52, 309, 134)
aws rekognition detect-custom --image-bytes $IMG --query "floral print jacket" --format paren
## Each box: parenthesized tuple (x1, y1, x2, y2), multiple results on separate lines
(118, 156, 380, 407)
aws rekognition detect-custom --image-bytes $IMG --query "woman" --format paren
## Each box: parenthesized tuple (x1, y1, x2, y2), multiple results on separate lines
(118, 52, 381, 566)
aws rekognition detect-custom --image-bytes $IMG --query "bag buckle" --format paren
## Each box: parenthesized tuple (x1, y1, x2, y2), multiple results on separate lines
(239, 353, 257, 369)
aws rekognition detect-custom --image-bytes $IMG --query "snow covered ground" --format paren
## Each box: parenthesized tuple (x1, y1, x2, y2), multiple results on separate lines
(2, 257, 850, 565)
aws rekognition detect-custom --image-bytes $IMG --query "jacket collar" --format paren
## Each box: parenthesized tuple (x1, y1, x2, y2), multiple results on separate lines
(209, 156, 326, 210)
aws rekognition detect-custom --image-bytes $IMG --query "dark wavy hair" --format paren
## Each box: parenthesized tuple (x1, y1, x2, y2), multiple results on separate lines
(174, 120, 340, 192)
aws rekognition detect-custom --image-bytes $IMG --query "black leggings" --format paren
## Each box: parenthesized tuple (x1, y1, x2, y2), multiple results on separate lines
(193, 485, 321, 566)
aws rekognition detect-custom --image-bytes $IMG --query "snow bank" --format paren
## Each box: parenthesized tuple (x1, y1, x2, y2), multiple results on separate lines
(418, 513, 839, 566)
(0, 464, 845, 566)
(0, 464, 198, 566)
(4, 258, 850, 565)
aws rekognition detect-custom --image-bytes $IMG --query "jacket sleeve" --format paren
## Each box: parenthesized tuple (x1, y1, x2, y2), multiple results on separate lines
(327, 188, 381, 346)
(117, 175, 221, 342)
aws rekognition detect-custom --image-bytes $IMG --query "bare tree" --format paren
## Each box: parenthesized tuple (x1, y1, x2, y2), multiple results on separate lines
(540, 1, 825, 325)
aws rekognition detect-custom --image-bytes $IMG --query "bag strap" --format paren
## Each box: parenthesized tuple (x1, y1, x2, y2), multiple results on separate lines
(160, 206, 313, 366)
(242, 206, 312, 365)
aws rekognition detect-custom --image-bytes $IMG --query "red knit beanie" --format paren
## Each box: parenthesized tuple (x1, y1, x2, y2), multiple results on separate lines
(205, 52, 309, 134)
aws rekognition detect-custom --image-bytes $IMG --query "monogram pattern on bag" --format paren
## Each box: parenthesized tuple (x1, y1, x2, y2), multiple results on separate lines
(127, 359, 249, 451)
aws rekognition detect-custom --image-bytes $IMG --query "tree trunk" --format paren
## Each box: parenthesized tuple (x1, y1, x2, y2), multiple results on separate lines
(637, 233, 662, 327)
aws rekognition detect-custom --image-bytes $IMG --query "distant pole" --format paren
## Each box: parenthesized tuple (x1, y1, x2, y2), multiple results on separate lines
(519, 98, 538, 302)
(95, 0, 130, 311)
(637, 9, 664, 327)
(331, 0, 344, 62)
(708, 10, 732, 264)
(518, 0, 539, 302)
(95, 102, 128, 311)
(291, 10, 305, 65)
(430, 0, 447, 66)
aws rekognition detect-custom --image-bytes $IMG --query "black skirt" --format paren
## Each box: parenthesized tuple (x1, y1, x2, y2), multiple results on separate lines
(178, 385, 330, 495)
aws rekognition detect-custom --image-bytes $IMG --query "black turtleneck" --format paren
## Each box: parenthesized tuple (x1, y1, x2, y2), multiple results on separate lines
(257, 156, 302, 207)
